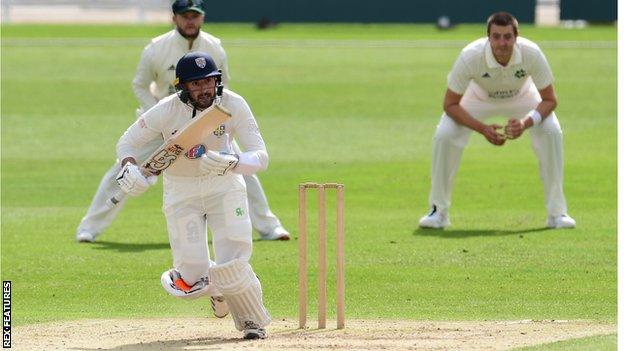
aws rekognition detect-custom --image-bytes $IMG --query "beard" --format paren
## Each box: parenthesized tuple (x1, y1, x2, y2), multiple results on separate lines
(177, 26, 200, 39)
(192, 92, 215, 109)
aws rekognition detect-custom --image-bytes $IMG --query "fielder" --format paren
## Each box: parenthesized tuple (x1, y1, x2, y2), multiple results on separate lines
(76, 0, 289, 243)
(116, 52, 271, 339)
(419, 12, 576, 229)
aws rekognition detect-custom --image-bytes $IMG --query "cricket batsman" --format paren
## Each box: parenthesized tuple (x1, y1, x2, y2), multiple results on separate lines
(115, 52, 271, 339)
(419, 12, 576, 229)
(76, 0, 289, 243)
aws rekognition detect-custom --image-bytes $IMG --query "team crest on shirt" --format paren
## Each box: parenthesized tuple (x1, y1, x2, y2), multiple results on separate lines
(213, 124, 226, 137)
(195, 57, 207, 68)
(185, 144, 206, 159)
(514, 69, 526, 78)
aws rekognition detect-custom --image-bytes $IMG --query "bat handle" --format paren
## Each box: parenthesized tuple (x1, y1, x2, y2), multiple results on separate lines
(106, 189, 125, 209)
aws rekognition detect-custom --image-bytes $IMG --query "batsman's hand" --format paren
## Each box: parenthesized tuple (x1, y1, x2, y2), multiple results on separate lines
(480, 124, 506, 146)
(115, 162, 157, 196)
(200, 150, 239, 176)
(504, 118, 525, 140)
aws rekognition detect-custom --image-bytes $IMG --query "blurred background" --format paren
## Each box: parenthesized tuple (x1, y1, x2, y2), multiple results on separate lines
(0, 0, 617, 25)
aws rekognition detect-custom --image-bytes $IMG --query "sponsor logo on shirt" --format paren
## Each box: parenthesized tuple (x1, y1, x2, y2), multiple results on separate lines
(488, 89, 520, 99)
(185, 144, 206, 159)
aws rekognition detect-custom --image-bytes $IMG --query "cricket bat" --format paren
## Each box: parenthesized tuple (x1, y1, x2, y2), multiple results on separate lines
(106, 103, 232, 208)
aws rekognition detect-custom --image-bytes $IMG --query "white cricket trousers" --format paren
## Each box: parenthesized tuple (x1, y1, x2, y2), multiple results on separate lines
(428, 84, 568, 217)
(76, 140, 282, 238)
(163, 172, 253, 284)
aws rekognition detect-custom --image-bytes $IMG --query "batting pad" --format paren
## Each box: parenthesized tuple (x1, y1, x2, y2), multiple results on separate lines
(210, 259, 271, 331)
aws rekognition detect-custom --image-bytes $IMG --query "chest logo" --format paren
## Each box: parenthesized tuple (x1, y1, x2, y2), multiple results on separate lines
(185, 144, 206, 159)
(481, 72, 490, 78)
(514, 69, 526, 79)
(213, 124, 226, 137)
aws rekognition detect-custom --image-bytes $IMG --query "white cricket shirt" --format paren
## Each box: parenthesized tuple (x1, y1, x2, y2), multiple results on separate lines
(447, 37, 554, 100)
(132, 29, 231, 111)
(117, 90, 267, 177)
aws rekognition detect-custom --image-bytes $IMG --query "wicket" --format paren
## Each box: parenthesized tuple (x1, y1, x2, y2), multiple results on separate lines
(298, 182, 345, 329)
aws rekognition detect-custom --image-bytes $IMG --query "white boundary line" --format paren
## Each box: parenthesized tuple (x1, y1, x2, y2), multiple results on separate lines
(0, 38, 616, 49)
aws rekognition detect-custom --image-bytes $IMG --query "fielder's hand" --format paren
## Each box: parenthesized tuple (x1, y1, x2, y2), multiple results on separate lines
(480, 124, 506, 146)
(504, 118, 525, 140)
(115, 162, 157, 196)
(200, 150, 239, 176)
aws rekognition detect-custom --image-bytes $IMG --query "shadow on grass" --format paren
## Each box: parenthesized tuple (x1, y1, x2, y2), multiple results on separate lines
(72, 334, 280, 351)
(90, 241, 170, 252)
(413, 226, 551, 238)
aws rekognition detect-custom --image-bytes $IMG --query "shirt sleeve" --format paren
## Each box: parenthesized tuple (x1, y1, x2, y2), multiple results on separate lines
(530, 49, 555, 90)
(447, 55, 472, 95)
(117, 109, 163, 162)
(216, 43, 231, 88)
(229, 98, 268, 175)
(132, 44, 159, 112)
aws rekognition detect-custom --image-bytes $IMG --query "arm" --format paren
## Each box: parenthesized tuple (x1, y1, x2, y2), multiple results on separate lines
(217, 47, 231, 89)
(114, 116, 161, 197)
(132, 45, 159, 111)
(200, 97, 268, 176)
(505, 84, 557, 139)
(116, 116, 162, 167)
(444, 89, 506, 146)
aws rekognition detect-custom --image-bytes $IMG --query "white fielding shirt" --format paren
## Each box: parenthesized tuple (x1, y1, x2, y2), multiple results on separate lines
(117, 90, 267, 177)
(132, 29, 231, 111)
(447, 37, 554, 100)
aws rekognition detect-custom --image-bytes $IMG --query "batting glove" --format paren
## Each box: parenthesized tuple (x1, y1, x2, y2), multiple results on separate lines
(115, 163, 157, 196)
(200, 150, 239, 176)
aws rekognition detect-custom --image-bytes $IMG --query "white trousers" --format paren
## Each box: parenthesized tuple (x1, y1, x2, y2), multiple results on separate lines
(428, 85, 568, 216)
(76, 140, 282, 238)
(163, 173, 253, 284)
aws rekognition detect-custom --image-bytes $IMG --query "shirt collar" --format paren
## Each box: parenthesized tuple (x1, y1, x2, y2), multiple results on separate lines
(173, 29, 198, 49)
(485, 39, 522, 68)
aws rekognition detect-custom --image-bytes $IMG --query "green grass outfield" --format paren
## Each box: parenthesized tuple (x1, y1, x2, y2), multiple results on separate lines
(1, 23, 616, 348)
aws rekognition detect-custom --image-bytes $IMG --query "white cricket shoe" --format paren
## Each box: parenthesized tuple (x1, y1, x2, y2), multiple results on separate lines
(76, 231, 96, 243)
(242, 321, 267, 340)
(546, 214, 576, 229)
(418, 206, 450, 229)
(259, 226, 290, 241)
(210, 295, 229, 318)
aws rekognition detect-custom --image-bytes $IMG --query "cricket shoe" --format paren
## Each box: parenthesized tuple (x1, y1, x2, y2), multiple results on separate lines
(546, 214, 576, 229)
(242, 321, 267, 340)
(76, 231, 96, 243)
(259, 226, 290, 241)
(210, 295, 229, 318)
(418, 205, 450, 229)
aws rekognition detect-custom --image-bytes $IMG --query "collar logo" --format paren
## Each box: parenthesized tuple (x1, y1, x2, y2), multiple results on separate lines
(514, 69, 526, 79)
(195, 57, 206, 68)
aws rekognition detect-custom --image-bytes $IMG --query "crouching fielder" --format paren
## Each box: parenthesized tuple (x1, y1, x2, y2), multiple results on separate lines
(115, 52, 271, 340)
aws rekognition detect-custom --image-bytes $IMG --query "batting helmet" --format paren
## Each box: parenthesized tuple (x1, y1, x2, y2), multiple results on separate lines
(175, 52, 223, 105)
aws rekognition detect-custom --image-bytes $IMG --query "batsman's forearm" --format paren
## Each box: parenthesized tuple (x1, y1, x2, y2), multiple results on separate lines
(444, 103, 485, 134)
(233, 150, 268, 175)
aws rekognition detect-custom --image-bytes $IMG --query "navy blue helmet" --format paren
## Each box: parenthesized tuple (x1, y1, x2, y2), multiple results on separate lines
(174, 52, 223, 104)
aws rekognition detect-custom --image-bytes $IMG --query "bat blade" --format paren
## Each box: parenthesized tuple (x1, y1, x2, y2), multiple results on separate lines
(106, 103, 232, 208)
